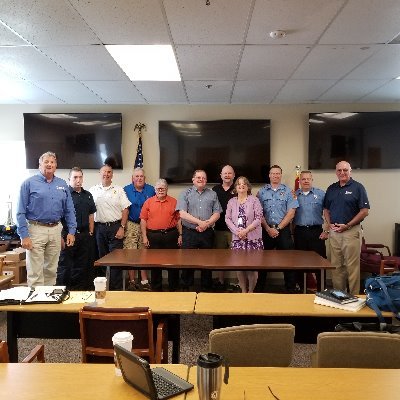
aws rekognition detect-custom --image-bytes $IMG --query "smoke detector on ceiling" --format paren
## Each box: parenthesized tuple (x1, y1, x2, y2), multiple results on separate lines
(269, 30, 286, 39)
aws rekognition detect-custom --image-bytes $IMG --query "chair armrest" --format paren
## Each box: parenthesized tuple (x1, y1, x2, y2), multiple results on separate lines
(366, 244, 391, 256)
(155, 320, 168, 364)
(22, 345, 45, 363)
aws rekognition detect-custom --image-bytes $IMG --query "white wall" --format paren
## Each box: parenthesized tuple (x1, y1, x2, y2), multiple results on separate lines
(1, 102, 399, 252)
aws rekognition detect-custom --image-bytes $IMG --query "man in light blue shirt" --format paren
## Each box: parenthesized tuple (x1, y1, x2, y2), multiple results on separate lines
(256, 165, 299, 293)
(293, 170, 328, 291)
(17, 151, 76, 287)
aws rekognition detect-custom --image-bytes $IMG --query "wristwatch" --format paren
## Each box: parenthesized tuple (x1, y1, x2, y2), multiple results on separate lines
(120, 224, 125, 229)
(276, 226, 281, 232)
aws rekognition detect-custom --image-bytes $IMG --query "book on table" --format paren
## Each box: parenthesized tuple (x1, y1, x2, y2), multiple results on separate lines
(314, 296, 366, 312)
(315, 289, 359, 304)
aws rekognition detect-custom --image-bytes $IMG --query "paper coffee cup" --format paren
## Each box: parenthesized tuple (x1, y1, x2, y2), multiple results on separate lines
(112, 331, 134, 376)
(94, 277, 107, 304)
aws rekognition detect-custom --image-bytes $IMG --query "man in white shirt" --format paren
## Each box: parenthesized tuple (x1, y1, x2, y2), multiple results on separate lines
(89, 164, 131, 290)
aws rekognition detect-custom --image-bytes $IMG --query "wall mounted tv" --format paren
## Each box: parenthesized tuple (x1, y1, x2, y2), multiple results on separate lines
(159, 119, 270, 184)
(308, 112, 400, 170)
(23, 113, 123, 169)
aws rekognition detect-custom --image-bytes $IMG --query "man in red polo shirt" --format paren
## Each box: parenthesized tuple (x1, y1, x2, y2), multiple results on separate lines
(140, 179, 182, 291)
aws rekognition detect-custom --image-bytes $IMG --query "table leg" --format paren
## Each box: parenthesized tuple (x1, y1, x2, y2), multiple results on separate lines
(7, 312, 18, 362)
(320, 269, 325, 290)
(106, 266, 110, 290)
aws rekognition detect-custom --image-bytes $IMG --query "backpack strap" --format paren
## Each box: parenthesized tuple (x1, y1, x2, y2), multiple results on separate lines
(375, 277, 400, 320)
(366, 295, 386, 324)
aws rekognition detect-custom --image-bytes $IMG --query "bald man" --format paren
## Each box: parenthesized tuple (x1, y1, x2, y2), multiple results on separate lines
(323, 161, 370, 295)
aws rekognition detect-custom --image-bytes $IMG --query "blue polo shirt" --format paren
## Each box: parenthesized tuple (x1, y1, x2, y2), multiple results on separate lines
(257, 183, 298, 226)
(323, 178, 370, 224)
(124, 183, 155, 223)
(294, 187, 325, 226)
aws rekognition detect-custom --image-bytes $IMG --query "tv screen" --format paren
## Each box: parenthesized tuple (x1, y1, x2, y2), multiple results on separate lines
(308, 112, 400, 169)
(23, 113, 123, 169)
(159, 119, 270, 184)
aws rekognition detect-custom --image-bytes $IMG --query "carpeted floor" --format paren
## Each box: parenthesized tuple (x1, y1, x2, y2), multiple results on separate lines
(0, 312, 315, 366)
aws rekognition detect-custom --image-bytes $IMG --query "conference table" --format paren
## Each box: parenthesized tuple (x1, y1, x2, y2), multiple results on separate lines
(1, 291, 197, 363)
(194, 293, 392, 343)
(186, 366, 400, 400)
(95, 248, 333, 291)
(0, 363, 188, 400)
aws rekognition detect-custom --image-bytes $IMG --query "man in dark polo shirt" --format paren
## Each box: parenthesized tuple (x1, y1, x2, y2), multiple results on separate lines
(57, 167, 96, 290)
(212, 165, 236, 291)
(323, 161, 370, 295)
(177, 169, 222, 292)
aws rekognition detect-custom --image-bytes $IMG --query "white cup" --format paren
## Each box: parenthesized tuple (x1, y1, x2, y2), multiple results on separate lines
(112, 331, 134, 376)
(93, 277, 107, 304)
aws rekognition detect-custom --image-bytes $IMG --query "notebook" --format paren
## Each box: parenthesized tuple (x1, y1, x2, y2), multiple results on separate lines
(114, 344, 194, 400)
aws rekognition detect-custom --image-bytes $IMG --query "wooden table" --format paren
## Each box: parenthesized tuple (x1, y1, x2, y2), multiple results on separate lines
(2, 291, 197, 363)
(0, 363, 188, 400)
(186, 366, 400, 400)
(194, 293, 390, 343)
(95, 248, 333, 291)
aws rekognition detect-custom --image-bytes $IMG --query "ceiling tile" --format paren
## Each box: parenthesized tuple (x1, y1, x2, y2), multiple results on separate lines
(232, 80, 285, 103)
(82, 81, 146, 103)
(176, 45, 242, 80)
(134, 81, 187, 103)
(185, 81, 233, 103)
(361, 79, 400, 102)
(274, 80, 337, 102)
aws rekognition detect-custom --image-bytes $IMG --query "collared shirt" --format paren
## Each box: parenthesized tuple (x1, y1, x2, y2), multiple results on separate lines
(257, 183, 299, 226)
(89, 183, 131, 223)
(140, 195, 179, 230)
(176, 186, 223, 229)
(124, 183, 155, 222)
(323, 178, 370, 224)
(66, 187, 96, 232)
(212, 183, 235, 231)
(293, 187, 325, 226)
(16, 173, 77, 239)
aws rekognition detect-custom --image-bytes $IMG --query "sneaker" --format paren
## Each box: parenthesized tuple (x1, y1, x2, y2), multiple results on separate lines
(137, 282, 152, 291)
(127, 281, 138, 291)
(226, 283, 241, 293)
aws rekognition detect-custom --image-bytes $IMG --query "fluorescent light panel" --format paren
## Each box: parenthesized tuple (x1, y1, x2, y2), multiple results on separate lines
(106, 45, 181, 81)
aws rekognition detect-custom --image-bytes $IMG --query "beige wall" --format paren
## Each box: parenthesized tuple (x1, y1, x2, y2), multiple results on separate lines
(1, 102, 399, 252)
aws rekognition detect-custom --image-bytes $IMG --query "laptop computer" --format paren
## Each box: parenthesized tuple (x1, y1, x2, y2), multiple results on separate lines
(114, 344, 194, 400)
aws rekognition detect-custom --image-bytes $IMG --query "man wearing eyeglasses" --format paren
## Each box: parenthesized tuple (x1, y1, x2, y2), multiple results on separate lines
(177, 170, 222, 291)
(323, 161, 370, 295)
(140, 179, 182, 291)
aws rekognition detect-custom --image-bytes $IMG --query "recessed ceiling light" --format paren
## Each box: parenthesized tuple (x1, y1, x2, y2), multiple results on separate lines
(106, 45, 181, 81)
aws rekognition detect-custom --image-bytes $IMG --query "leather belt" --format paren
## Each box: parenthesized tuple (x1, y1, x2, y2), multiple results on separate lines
(96, 220, 121, 226)
(295, 225, 321, 229)
(128, 219, 140, 224)
(147, 227, 177, 234)
(28, 220, 59, 227)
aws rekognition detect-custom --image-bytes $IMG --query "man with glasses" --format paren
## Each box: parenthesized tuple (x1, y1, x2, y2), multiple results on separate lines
(177, 170, 222, 291)
(323, 161, 370, 295)
(140, 179, 182, 291)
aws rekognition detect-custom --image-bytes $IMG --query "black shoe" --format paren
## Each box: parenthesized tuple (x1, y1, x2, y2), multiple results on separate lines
(213, 281, 225, 292)
(127, 281, 138, 291)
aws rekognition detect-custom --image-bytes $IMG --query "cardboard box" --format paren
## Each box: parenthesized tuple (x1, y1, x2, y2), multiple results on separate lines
(1, 248, 26, 262)
(3, 260, 27, 284)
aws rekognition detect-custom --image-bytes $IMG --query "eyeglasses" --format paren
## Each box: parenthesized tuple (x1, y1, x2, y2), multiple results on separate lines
(336, 169, 349, 172)
(156, 187, 167, 191)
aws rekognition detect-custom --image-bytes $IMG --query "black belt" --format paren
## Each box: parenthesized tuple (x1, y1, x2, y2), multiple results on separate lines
(96, 220, 121, 226)
(268, 224, 288, 229)
(128, 219, 140, 224)
(147, 227, 178, 234)
(76, 229, 89, 234)
(28, 220, 59, 227)
(295, 225, 321, 229)
(183, 226, 212, 232)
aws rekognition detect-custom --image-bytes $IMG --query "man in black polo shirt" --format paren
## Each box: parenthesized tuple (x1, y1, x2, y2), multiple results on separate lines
(57, 167, 96, 290)
(323, 161, 370, 295)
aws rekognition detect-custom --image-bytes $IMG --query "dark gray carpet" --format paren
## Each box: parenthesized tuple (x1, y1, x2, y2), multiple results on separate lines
(0, 312, 314, 366)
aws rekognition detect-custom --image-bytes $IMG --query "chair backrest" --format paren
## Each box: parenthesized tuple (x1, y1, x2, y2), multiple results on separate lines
(0, 341, 45, 363)
(209, 323, 295, 367)
(313, 331, 400, 368)
(79, 306, 156, 363)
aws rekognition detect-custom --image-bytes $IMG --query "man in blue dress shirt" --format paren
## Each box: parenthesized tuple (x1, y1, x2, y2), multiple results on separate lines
(256, 165, 299, 293)
(123, 167, 155, 290)
(16, 151, 76, 287)
(293, 170, 328, 291)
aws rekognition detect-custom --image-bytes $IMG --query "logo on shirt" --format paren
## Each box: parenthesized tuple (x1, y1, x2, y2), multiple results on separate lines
(56, 186, 66, 191)
(345, 191, 352, 195)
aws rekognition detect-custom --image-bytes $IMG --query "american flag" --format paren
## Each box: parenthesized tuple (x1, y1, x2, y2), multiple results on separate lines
(134, 136, 143, 168)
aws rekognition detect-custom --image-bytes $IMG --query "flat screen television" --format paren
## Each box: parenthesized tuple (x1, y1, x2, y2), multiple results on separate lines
(23, 113, 123, 169)
(308, 112, 400, 169)
(159, 119, 270, 184)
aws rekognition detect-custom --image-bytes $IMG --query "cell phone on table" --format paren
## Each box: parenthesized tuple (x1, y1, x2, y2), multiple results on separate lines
(331, 290, 350, 300)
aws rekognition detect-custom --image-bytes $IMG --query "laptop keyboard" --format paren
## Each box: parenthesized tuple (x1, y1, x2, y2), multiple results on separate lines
(152, 370, 182, 398)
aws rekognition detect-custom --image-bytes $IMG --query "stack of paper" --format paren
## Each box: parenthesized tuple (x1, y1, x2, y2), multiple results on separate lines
(314, 296, 366, 312)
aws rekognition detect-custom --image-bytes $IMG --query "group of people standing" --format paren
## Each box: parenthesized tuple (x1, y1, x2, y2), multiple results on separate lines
(16, 151, 369, 296)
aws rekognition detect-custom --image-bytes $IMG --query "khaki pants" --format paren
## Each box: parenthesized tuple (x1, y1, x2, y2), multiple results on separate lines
(26, 223, 63, 287)
(123, 221, 145, 282)
(328, 225, 362, 295)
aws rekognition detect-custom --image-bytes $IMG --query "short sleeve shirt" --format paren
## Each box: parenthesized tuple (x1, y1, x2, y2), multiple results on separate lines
(293, 187, 325, 226)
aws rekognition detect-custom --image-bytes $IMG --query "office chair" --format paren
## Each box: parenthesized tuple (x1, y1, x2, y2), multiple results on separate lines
(360, 237, 400, 275)
(0, 341, 45, 363)
(209, 323, 295, 367)
(79, 306, 167, 364)
(312, 331, 400, 368)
